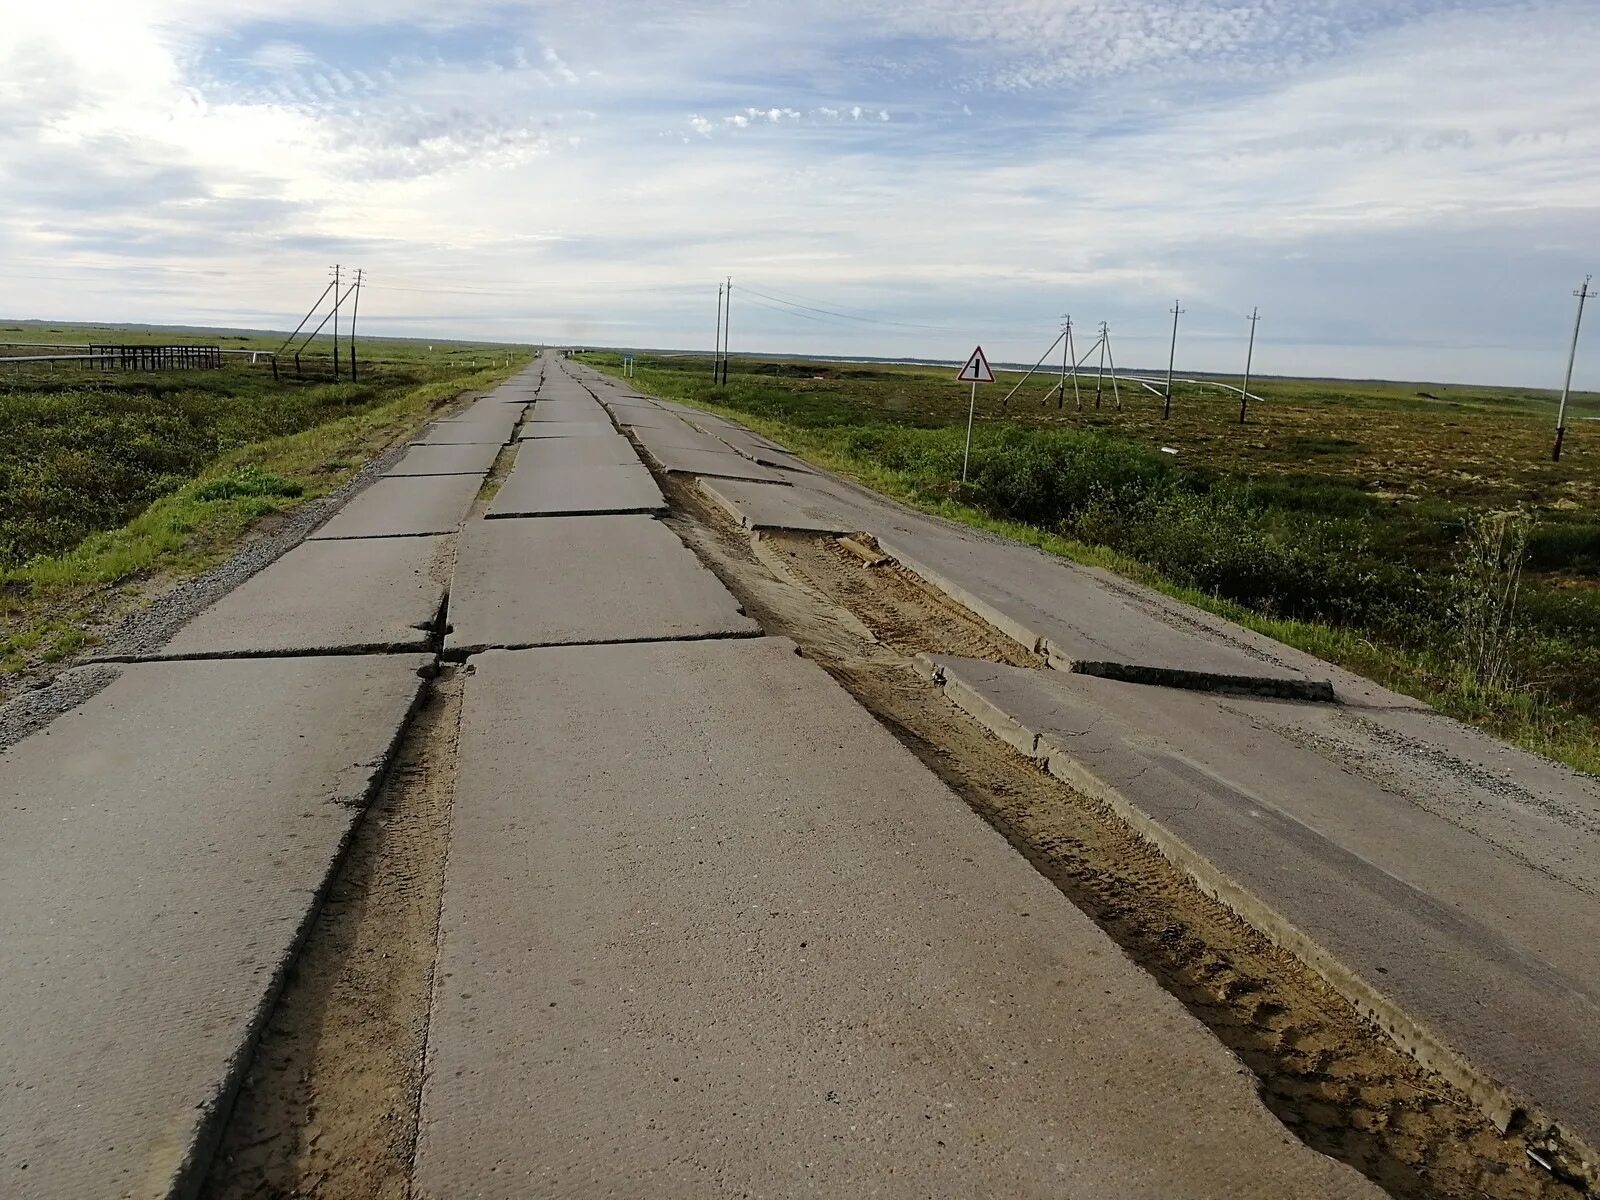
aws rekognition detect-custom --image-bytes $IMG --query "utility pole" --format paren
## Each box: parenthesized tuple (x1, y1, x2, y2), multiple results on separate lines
(330, 265, 342, 378)
(714, 283, 724, 382)
(1164, 299, 1184, 420)
(1239, 307, 1260, 425)
(1554, 275, 1593, 462)
(349, 269, 365, 382)
(1095, 323, 1108, 409)
(1056, 315, 1079, 410)
(721, 277, 732, 385)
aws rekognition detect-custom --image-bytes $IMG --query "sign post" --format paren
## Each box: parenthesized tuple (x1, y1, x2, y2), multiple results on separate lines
(956, 345, 995, 482)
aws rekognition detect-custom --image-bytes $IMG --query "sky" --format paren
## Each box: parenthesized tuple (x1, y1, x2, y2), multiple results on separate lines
(2, 0, 1597, 386)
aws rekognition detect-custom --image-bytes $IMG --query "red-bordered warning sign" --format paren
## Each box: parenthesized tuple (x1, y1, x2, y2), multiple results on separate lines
(956, 345, 994, 383)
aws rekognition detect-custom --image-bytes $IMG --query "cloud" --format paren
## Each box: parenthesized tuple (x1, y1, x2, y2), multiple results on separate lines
(0, 0, 1594, 385)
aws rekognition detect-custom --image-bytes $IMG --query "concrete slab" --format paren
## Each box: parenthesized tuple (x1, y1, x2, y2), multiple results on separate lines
(516, 434, 641, 468)
(485, 461, 664, 518)
(309, 473, 483, 540)
(155, 535, 448, 657)
(618, 419, 724, 453)
(698, 477, 858, 533)
(386, 442, 500, 477)
(527, 399, 612, 424)
(0, 654, 429, 1200)
(639, 443, 791, 483)
(410, 422, 510, 446)
(686, 418, 812, 471)
(609, 405, 696, 430)
(444, 516, 758, 654)
(917, 653, 1600, 1163)
(874, 524, 1329, 700)
(412, 637, 1378, 1200)
(515, 421, 625, 440)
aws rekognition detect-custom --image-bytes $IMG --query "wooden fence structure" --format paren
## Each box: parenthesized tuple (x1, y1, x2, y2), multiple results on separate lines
(88, 344, 223, 370)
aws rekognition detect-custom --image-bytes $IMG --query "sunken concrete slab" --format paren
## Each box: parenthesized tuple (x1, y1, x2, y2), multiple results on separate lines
(619, 419, 725, 453)
(387, 442, 501, 477)
(0, 654, 430, 1200)
(484, 460, 664, 518)
(687, 416, 812, 471)
(698, 477, 857, 533)
(309, 473, 484, 540)
(917, 653, 1600, 1164)
(412, 637, 1379, 1200)
(515, 434, 641, 468)
(609, 405, 695, 431)
(637, 442, 791, 483)
(154, 535, 449, 657)
(444, 516, 759, 654)
(515, 421, 624, 440)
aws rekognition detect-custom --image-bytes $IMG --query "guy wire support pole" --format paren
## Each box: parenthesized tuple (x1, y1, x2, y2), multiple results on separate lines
(293, 280, 361, 372)
(1164, 299, 1184, 420)
(1095, 323, 1109, 408)
(721, 277, 732, 385)
(1240, 306, 1260, 425)
(349, 269, 364, 382)
(1000, 328, 1066, 408)
(1055, 315, 1071, 409)
(330, 265, 342, 378)
(713, 283, 724, 382)
(275, 280, 337, 359)
(1554, 275, 1593, 463)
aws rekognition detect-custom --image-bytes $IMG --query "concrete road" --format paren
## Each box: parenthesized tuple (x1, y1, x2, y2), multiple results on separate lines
(413, 637, 1378, 1200)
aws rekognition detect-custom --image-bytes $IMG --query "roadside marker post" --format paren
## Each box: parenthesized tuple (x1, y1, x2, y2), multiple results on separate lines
(956, 345, 995, 483)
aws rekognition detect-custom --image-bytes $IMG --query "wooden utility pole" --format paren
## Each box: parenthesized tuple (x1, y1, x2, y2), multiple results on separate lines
(349, 269, 365, 382)
(1239, 307, 1261, 425)
(330, 265, 342, 378)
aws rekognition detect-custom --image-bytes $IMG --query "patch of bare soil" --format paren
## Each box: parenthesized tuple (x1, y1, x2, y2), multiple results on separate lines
(201, 668, 465, 1200)
(664, 474, 1585, 1200)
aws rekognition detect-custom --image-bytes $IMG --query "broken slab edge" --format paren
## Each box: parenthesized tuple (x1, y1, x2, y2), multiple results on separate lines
(1064, 655, 1337, 703)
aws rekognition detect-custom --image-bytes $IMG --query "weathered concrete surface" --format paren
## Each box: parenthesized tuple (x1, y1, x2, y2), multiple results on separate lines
(683, 413, 812, 471)
(515, 420, 624, 440)
(485, 460, 664, 518)
(638, 442, 792, 483)
(309, 473, 484, 540)
(0, 654, 430, 1200)
(515, 433, 641, 468)
(917, 653, 1600, 1164)
(444, 516, 758, 654)
(386, 441, 501, 477)
(873, 523, 1328, 699)
(412, 637, 1378, 1200)
(411, 421, 511, 446)
(527, 398, 612, 424)
(608, 405, 696, 431)
(156, 535, 448, 657)
(698, 477, 858, 533)
(618, 417, 727, 453)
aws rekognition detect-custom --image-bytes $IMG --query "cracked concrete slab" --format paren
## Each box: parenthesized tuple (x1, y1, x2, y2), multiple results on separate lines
(638, 442, 791, 483)
(876, 525, 1329, 700)
(515, 434, 642, 468)
(309, 473, 484, 540)
(0, 654, 430, 1200)
(698, 477, 857, 533)
(444, 516, 758, 654)
(412, 636, 1379, 1200)
(152, 535, 449, 657)
(485, 460, 664, 518)
(515, 421, 626, 440)
(527, 399, 612, 424)
(386, 442, 500, 477)
(916, 653, 1600, 1165)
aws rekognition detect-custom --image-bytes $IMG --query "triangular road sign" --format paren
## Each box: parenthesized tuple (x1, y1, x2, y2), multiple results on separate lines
(956, 345, 994, 384)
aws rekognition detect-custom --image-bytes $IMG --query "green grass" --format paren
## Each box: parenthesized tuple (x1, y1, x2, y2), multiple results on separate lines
(586, 351, 1600, 774)
(1, 325, 530, 681)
